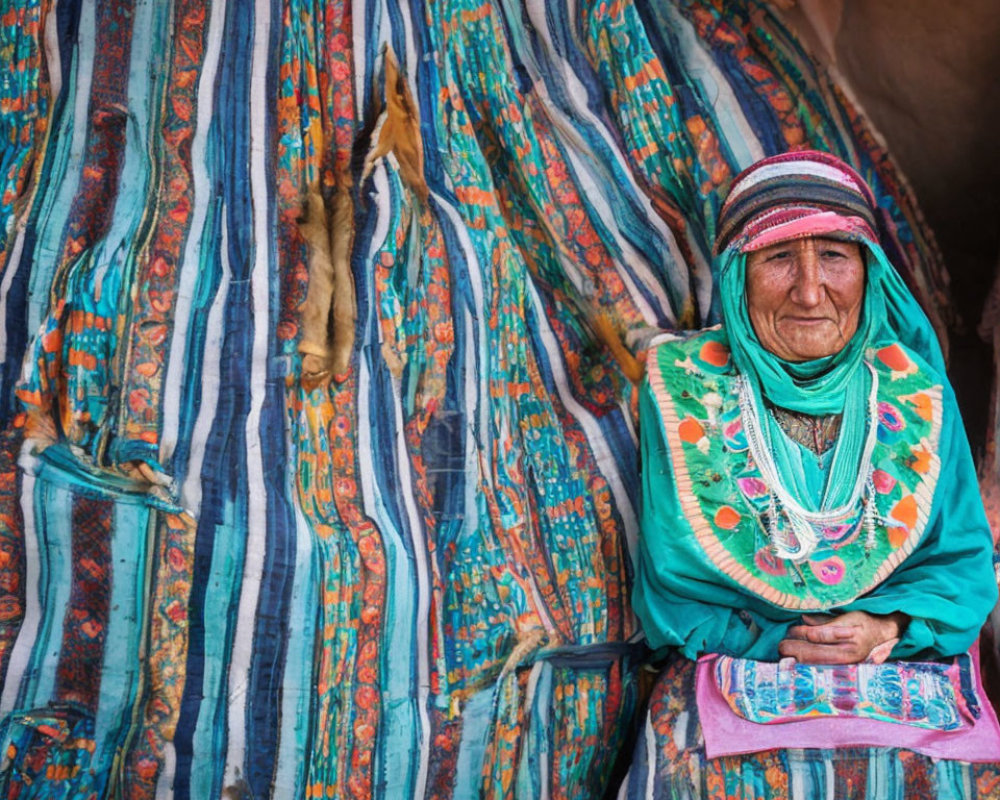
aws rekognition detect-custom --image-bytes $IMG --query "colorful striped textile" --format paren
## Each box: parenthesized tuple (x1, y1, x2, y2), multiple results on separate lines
(621, 657, 1000, 800)
(0, 0, 953, 797)
(713, 149, 880, 254)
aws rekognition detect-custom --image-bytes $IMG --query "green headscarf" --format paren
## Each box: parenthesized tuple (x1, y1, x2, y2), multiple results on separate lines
(716, 241, 945, 417)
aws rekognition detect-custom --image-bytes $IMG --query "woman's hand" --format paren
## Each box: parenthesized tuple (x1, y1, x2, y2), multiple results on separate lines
(777, 611, 910, 664)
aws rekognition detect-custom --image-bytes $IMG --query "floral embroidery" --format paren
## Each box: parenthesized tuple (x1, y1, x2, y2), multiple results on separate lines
(646, 330, 944, 610)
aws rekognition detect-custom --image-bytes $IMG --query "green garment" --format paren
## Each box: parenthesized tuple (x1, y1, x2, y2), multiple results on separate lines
(716, 233, 946, 416)
(636, 224, 995, 663)
(714, 242, 948, 528)
(634, 352, 997, 661)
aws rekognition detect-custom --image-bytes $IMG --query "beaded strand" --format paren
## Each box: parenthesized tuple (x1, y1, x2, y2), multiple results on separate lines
(737, 362, 880, 563)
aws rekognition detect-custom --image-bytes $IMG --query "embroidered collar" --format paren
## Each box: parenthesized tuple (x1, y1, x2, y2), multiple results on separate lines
(646, 329, 944, 610)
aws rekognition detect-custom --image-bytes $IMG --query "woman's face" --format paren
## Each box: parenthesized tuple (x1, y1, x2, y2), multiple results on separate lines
(745, 238, 865, 362)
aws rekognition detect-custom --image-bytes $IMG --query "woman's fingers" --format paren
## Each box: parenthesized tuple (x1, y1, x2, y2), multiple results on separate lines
(865, 638, 899, 664)
(777, 637, 862, 665)
(780, 611, 904, 664)
(779, 634, 900, 665)
(786, 623, 855, 642)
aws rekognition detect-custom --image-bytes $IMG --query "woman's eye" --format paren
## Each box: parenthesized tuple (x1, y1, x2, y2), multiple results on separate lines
(821, 250, 847, 259)
(765, 250, 793, 262)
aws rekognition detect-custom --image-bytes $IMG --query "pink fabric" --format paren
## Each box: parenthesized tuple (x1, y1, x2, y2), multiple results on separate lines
(740, 211, 877, 252)
(696, 646, 1000, 762)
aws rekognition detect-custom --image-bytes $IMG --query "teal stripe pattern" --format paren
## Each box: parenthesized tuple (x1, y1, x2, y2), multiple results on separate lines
(0, 0, 959, 796)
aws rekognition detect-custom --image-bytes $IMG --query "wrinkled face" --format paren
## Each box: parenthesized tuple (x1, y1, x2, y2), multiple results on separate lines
(745, 237, 865, 362)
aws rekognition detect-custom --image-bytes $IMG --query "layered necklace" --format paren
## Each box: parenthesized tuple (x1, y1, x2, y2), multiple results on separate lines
(736, 362, 883, 563)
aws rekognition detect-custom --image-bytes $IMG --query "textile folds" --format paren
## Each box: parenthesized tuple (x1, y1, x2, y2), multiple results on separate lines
(0, 0, 949, 797)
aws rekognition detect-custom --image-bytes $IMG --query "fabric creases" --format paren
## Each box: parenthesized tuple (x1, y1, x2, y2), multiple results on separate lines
(0, 0, 960, 797)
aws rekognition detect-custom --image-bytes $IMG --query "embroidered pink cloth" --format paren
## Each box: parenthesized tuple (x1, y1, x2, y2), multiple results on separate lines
(695, 645, 1000, 761)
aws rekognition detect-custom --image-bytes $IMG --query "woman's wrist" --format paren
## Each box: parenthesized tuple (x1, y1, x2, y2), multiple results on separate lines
(881, 611, 911, 642)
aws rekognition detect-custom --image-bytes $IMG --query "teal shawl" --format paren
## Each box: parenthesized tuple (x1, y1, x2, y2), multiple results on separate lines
(716, 239, 947, 513)
(634, 239, 997, 660)
(716, 240, 946, 416)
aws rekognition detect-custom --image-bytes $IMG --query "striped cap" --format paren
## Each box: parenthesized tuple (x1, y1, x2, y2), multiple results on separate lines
(714, 150, 879, 255)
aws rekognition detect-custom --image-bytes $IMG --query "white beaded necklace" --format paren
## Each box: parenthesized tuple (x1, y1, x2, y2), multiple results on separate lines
(736, 362, 882, 563)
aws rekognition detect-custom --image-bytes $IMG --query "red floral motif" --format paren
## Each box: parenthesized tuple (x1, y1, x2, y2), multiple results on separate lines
(809, 556, 846, 586)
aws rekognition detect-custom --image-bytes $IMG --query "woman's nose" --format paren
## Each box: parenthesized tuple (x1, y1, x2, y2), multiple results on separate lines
(791, 247, 824, 307)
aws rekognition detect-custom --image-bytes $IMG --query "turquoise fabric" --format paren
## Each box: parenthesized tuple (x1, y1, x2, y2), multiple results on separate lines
(768, 415, 837, 512)
(714, 239, 949, 518)
(634, 352, 997, 661)
(634, 231, 994, 661)
(745, 360, 872, 513)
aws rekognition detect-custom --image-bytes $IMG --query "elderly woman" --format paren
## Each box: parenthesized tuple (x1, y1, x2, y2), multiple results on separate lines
(626, 151, 1000, 797)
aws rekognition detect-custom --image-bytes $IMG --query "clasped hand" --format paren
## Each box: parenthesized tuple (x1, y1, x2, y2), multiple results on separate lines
(777, 610, 909, 665)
